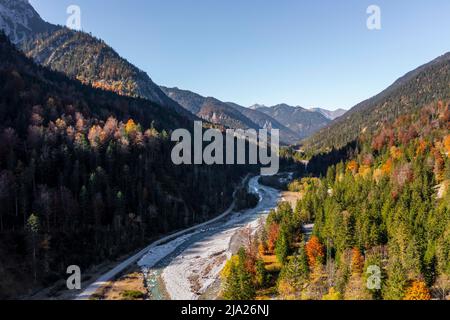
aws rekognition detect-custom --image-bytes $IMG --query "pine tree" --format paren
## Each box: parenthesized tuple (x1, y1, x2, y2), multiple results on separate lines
(275, 227, 290, 264)
(237, 248, 256, 300)
(222, 248, 256, 300)
(255, 259, 267, 288)
(26, 214, 40, 283)
(278, 246, 310, 299)
(383, 260, 408, 300)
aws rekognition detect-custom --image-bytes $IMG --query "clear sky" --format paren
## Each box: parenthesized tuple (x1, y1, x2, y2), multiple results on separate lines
(29, 0, 450, 110)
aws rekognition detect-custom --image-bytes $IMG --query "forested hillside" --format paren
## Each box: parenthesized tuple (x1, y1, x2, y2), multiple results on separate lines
(0, 34, 248, 298)
(222, 100, 450, 300)
(20, 28, 193, 118)
(303, 53, 450, 154)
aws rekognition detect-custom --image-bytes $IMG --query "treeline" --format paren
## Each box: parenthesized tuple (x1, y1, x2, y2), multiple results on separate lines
(0, 34, 250, 298)
(222, 100, 450, 300)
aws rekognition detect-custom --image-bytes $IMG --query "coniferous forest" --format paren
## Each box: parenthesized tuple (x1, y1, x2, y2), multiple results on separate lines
(0, 34, 251, 298)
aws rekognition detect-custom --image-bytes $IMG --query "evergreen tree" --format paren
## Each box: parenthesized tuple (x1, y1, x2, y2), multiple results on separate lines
(383, 260, 408, 300)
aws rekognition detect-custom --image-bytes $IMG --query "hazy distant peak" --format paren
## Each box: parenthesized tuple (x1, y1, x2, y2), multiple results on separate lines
(310, 107, 347, 120)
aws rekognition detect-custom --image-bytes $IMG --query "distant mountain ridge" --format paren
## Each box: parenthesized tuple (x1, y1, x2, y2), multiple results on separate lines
(0, 0, 194, 119)
(224, 102, 301, 144)
(310, 107, 347, 120)
(161, 86, 259, 131)
(250, 103, 331, 139)
(161, 86, 324, 145)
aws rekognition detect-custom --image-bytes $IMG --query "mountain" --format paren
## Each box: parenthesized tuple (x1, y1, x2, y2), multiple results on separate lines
(310, 107, 347, 120)
(0, 32, 247, 298)
(0, 0, 193, 119)
(302, 52, 450, 153)
(160, 86, 302, 144)
(251, 104, 331, 139)
(0, 0, 56, 44)
(225, 102, 301, 144)
(161, 86, 259, 130)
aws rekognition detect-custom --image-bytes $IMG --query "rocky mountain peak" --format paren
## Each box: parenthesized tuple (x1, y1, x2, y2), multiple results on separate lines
(0, 0, 55, 44)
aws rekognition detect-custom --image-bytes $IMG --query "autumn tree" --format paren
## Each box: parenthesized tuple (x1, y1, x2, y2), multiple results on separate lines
(351, 248, 365, 274)
(322, 287, 342, 300)
(404, 280, 431, 300)
(444, 135, 450, 155)
(305, 236, 325, 268)
(267, 223, 280, 254)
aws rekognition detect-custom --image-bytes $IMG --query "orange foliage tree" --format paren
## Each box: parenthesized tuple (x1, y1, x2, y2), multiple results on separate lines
(267, 223, 280, 254)
(444, 135, 450, 155)
(346, 160, 359, 175)
(433, 150, 445, 182)
(305, 236, 325, 268)
(381, 158, 393, 176)
(351, 248, 365, 274)
(416, 139, 427, 156)
(404, 280, 431, 300)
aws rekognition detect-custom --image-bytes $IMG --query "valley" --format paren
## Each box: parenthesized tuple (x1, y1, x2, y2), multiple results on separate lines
(74, 175, 282, 300)
(0, 0, 449, 302)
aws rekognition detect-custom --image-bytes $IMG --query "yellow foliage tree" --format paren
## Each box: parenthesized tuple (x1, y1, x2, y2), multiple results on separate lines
(390, 146, 403, 160)
(278, 278, 297, 300)
(322, 287, 342, 300)
(347, 160, 359, 175)
(125, 119, 138, 135)
(220, 255, 239, 280)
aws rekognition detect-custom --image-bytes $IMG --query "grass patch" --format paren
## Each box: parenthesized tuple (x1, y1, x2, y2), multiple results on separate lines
(121, 290, 145, 300)
(256, 287, 278, 300)
(261, 254, 282, 273)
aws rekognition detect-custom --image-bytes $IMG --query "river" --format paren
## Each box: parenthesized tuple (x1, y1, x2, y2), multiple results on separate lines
(138, 176, 281, 300)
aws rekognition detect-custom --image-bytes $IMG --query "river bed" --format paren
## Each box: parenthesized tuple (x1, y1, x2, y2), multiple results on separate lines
(138, 176, 281, 300)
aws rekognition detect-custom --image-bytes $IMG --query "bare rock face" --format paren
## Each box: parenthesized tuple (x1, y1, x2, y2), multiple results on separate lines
(0, 0, 56, 44)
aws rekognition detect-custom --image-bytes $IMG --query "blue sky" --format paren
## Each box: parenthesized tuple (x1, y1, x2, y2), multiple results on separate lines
(30, 0, 450, 110)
